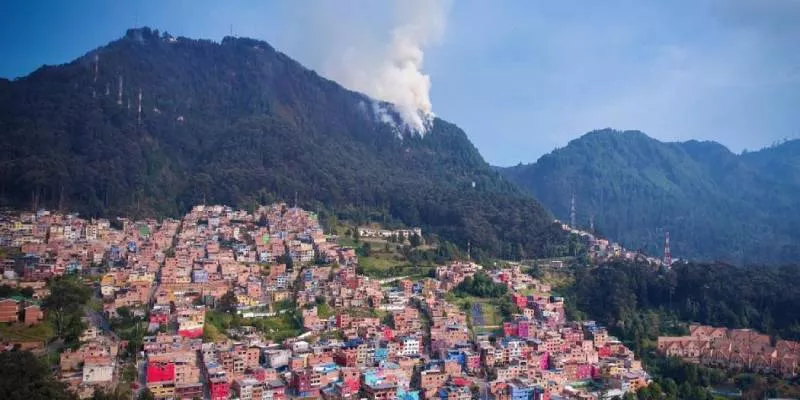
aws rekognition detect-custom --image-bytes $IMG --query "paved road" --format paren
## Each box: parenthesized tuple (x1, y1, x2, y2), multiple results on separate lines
(84, 307, 120, 341)
(471, 303, 485, 327)
(476, 379, 490, 400)
(132, 358, 147, 398)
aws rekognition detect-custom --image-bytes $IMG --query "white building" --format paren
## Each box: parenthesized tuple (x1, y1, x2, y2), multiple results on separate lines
(399, 336, 420, 356)
(289, 243, 314, 264)
(80, 326, 100, 342)
(84, 224, 98, 241)
(358, 227, 422, 240)
(100, 284, 115, 298)
(64, 225, 80, 241)
(82, 358, 114, 383)
(505, 338, 523, 359)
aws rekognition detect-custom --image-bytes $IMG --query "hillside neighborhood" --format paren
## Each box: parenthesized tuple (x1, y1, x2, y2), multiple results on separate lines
(1, 3, 799, 399)
(555, 222, 669, 268)
(657, 325, 800, 377)
(0, 204, 652, 399)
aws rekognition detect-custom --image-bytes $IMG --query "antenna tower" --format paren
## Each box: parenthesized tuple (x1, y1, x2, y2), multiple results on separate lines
(117, 75, 123, 105)
(570, 193, 576, 227)
(92, 54, 99, 98)
(664, 231, 672, 266)
(137, 88, 142, 124)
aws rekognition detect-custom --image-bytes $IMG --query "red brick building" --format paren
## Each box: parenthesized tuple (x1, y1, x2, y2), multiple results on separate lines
(0, 299, 19, 323)
(23, 305, 43, 326)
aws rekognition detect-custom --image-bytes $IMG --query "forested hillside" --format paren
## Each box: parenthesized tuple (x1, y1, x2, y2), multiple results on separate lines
(560, 261, 800, 400)
(0, 27, 567, 259)
(566, 262, 800, 345)
(500, 129, 800, 264)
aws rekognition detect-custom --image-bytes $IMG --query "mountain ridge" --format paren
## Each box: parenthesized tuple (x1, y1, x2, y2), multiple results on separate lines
(499, 128, 800, 264)
(0, 27, 568, 260)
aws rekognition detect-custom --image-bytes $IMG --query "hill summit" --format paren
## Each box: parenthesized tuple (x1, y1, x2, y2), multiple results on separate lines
(0, 27, 566, 259)
(499, 129, 800, 264)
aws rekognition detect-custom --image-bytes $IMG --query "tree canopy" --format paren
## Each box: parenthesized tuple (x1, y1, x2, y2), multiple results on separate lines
(42, 276, 91, 344)
(217, 289, 238, 314)
(454, 272, 508, 298)
(0, 351, 76, 400)
(566, 261, 800, 342)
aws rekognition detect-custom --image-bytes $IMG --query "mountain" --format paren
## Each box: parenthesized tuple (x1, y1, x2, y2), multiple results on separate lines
(0, 27, 567, 259)
(499, 129, 800, 264)
(741, 139, 800, 188)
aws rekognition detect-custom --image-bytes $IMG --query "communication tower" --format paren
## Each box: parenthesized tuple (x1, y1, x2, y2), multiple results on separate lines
(570, 193, 576, 227)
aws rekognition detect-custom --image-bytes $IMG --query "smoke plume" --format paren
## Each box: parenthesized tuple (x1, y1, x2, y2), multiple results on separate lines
(324, 0, 449, 134)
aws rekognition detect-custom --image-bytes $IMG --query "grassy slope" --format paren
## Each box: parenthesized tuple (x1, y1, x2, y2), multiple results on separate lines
(0, 322, 54, 342)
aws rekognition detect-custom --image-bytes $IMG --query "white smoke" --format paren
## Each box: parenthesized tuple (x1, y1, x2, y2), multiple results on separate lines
(372, 102, 398, 129)
(324, 0, 449, 134)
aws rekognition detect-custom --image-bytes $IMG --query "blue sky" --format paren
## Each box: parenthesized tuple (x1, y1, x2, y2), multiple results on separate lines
(1, 0, 798, 165)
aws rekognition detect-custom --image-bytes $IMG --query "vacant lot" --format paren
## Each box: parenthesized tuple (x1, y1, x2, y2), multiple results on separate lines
(0, 321, 54, 342)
